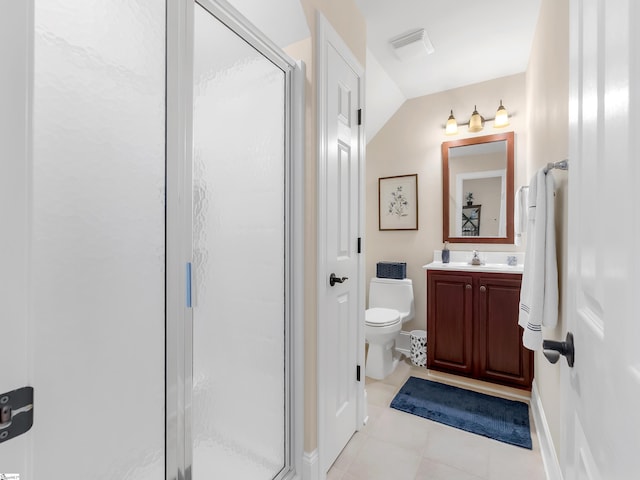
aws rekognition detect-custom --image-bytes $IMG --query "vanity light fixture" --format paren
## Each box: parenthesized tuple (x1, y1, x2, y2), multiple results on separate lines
(468, 105, 484, 132)
(494, 100, 510, 128)
(445, 110, 458, 135)
(443, 101, 510, 134)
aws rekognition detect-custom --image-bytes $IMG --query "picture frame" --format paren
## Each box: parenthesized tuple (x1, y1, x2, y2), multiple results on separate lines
(378, 174, 418, 230)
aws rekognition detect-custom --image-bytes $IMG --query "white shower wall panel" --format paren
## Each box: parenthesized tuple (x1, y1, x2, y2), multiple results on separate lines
(192, 5, 286, 478)
(0, 1, 31, 473)
(30, 1, 165, 478)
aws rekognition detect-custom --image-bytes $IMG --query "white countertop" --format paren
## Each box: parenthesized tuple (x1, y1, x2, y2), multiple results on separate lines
(423, 261, 524, 274)
(423, 250, 524, 274)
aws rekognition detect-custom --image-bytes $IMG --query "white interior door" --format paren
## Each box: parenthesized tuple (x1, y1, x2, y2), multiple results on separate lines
(317, 15, 365, 474)
(564, 0, 640, 478)
(0, 1, 166, 478)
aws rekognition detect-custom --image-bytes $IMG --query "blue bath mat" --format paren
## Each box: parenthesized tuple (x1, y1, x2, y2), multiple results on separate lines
(390, 377, 532, 449)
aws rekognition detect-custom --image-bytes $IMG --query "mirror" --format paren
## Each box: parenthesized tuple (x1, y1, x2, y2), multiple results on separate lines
(442, 132, 514, 244)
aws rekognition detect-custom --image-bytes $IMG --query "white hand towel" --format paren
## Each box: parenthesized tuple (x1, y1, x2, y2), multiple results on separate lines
(514, 185, 528, 246)
(518, 169, 558, 350)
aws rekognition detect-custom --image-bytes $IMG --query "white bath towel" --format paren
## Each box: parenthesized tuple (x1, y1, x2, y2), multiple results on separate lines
(514, 185, 529, 246)
(518, 169, 558, 350)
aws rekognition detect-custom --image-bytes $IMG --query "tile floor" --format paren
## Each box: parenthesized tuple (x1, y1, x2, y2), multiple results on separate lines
(327, 358, 547, 480)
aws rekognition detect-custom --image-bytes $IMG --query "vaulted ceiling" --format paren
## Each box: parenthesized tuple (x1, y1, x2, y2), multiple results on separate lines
(356, 0, 542, 99)
(224, 0, 542, 141)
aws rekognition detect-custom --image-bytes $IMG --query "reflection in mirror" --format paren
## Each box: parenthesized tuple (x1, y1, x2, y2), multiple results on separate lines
(461, 204, 481, 236)
(442, 132, 514, 244)
(452, 143, 505, 237)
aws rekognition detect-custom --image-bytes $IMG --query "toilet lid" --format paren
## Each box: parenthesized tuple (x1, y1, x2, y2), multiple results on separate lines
(365, 307, 400, 327)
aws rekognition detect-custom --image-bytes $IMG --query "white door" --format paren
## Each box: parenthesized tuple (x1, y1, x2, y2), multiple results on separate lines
(564, 0, 640, 478)
(0, 1, 166, 478)
(317, 15, 365, 474)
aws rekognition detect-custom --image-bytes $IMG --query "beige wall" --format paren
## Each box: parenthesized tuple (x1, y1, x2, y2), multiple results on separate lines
(365, 73, 527, 334)
(525, 0, 569, 460)
(285, 0, 366, 454)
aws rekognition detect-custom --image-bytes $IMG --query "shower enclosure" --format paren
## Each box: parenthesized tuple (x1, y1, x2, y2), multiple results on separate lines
(187, 2, 298, 478)
(0, 1, 302, 479)
(166, 1, 304, 479)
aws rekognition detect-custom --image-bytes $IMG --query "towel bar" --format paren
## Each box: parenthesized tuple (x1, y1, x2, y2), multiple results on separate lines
(543, 159, 569, 173)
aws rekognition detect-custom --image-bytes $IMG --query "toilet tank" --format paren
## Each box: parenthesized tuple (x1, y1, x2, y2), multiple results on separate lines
(369, 277, 415, 322)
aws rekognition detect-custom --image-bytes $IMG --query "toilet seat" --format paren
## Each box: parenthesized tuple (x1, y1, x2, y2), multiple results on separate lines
(365, 307, 400, 327)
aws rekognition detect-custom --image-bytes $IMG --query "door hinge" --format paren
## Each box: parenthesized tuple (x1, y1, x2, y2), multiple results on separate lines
(357, 109, 362, 126)
(0, 386, 34, 444)
(357, 237, 362, 254)
(356, 365, 361, 382)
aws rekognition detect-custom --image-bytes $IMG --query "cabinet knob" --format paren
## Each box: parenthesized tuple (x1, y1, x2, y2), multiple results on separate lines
(480, 285, 486, 292)
(466, 284, 472, 289)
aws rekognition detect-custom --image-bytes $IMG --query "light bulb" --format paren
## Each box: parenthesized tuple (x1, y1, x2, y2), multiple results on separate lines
(468, 105, 484, 133)
(494, 100, 509, 128)
(445, 110, 458, 135)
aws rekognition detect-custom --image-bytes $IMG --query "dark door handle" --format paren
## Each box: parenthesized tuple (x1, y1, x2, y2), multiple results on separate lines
(543, 332, 575, 367)
(329, 273, 348, 287)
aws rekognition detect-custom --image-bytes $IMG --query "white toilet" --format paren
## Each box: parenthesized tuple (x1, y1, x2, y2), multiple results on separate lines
(365, 277, 415, 380)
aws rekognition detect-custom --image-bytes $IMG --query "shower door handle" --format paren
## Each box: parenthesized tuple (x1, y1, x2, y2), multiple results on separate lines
(329, 273, 348, 287)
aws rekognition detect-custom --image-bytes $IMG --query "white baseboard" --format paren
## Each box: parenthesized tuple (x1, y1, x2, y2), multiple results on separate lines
(531, 380, 563, 480)
(302, 449, 319, 480)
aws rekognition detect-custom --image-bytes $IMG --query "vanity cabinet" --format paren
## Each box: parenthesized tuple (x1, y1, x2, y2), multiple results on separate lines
(427, 270, 533, 389)
(427, 272, 474, 375)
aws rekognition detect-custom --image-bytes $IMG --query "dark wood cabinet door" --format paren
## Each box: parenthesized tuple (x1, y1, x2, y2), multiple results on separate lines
(477, 274, 533, 388)
(427, 272, 474, 375)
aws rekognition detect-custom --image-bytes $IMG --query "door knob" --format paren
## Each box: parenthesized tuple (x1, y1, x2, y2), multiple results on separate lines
(329, 273, 348, 287)
(542, 332, 575, 367)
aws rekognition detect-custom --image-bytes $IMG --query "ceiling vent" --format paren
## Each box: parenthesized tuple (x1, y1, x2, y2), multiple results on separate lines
(389, 28, 435, 61)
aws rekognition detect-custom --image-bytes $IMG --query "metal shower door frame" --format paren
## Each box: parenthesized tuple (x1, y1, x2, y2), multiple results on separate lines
(165, 1, 304, 478)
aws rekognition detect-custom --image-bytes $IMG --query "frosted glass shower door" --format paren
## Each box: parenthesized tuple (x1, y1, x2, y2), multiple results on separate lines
(0, 1, 167, 478)
(192, 4, 288, 479)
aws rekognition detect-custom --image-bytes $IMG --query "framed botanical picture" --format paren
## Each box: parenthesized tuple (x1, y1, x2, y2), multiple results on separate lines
(378, 174, 418, 230)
